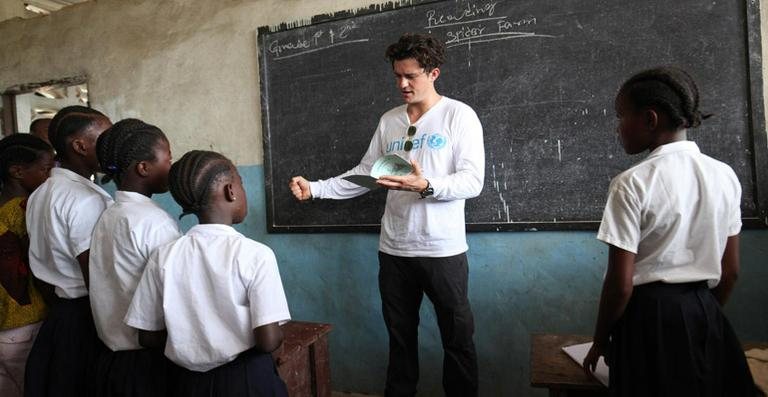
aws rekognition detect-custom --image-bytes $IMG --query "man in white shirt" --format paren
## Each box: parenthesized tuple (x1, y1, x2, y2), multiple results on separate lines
(289, 33, 484, 397)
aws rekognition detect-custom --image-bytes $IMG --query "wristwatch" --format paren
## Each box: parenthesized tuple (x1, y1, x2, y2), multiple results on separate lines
(419, 180, 434, 199)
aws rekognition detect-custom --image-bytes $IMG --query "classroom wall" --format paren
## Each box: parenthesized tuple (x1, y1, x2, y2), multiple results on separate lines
(1, 1, 767, 395)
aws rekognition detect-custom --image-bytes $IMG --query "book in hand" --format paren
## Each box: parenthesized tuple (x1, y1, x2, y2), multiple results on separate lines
(342, 154, 413, 190)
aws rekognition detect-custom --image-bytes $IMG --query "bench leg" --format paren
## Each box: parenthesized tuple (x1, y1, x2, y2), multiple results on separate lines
(310, 334, 331, 397)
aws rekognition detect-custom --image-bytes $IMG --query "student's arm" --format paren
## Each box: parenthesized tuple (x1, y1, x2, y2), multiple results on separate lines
(252, 322, 284, 353)
(76, 250, 90, 289)
(33, 277, 58, 306)
(583, 244, 636, 374)
(712, 235, 740, 306)
(138, 329, 167, 349)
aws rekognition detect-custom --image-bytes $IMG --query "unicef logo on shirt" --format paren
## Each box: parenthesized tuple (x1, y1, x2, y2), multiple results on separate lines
(427, 134, 447, 150)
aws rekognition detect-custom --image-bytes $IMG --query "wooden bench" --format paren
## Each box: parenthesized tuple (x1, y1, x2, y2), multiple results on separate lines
(274, 321, 333, 397)
(530, 334, 767, 397)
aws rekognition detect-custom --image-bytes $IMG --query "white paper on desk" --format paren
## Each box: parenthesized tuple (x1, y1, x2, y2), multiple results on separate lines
(562, 342, 610, 387)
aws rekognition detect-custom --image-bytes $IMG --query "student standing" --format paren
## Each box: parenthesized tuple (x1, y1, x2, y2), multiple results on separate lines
(289, 33, 484, 397)
(126, 150, 291, 397)
(583, 67, 757, 396)
(89, 119, 180, 396)
(24, 106, 113, 397)
(0, 134, 54, 397)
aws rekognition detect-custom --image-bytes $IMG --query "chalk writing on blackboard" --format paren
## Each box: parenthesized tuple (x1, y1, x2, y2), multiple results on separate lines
(423, 1, 555, 48)
(268, 21, 369, 60)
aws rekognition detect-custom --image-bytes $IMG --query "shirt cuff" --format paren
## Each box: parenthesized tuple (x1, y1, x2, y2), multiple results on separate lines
(308, 181, 323, 199)
(596, 233, 638, 254)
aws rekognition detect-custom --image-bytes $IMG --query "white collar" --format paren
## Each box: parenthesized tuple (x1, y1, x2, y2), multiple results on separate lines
(115, 190, 155, 204)
(646, 141, 700, 159)
(187, 223, 241, 237)
(51, 168, 112, 200)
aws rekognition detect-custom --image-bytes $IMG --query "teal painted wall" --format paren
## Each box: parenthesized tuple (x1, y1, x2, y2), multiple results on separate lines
(141, 165, 767, 396)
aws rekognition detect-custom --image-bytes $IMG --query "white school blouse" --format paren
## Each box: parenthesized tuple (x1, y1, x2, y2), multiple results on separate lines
(309, 97, 485, 257)
(125, 224, 291, 371)
(26, 168, 114, 298)
(597, 141, 742, 287)
(89, 191, 181, 351)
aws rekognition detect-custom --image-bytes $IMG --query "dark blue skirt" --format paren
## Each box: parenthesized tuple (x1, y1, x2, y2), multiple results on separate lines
(608, 281, 757, 396)
(170, 348, 288, 397)
(24, 296, 102, 397)
(91, 346, 170, 397)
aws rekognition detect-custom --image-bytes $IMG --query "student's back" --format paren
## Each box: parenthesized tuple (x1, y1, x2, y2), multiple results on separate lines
(90, 191, 179, 349)
(134, 224, 286, 371)
(27, 167, 113, 297)
(600, 141, 741, 286)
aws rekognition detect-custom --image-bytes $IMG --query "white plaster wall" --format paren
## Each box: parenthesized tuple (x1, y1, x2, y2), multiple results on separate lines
(0, 0, 392, 165)
(1, 0, 767, 166)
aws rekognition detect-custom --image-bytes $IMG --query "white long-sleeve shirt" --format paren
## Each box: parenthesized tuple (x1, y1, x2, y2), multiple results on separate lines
(310, 96, 485, 257)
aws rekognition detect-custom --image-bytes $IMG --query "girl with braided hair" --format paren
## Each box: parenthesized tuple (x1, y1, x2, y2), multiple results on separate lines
(24, 105, 113, 397)
(125, 150, 290, 397)
(88, 118, 180, 396)
(583, 67, 756, 395)
(0, 134, 54, 397)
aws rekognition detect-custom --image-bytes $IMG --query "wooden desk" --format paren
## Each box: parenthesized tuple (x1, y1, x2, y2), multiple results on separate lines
(530, 334, 607, 397)
(531, 334, 768, 397)
(274, 321, 333, 397)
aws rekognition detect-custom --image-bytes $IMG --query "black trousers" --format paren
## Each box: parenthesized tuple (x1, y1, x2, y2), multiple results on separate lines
(378, 251, 478, 397)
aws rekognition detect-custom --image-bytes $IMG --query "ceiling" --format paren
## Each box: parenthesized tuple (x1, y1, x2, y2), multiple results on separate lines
(24, 0, 90, 15)
(0, 0, 90, 22)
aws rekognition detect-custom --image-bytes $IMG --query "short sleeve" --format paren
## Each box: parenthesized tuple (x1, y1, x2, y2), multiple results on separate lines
(124, 253, 165, 331)
(596, 182, 641, 254)
(243, 248, 291, 329)
(727, 171, 742, 236)
(138, 219, 181, 260)
(67, 194, 110, 257)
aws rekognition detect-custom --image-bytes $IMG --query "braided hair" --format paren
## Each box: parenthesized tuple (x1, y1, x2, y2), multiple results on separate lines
(0, 133, 53, 188)
(48, 105, 108, 159)
(385, 33, 445, 72)
(168, 150, 234, 219)
(96, 118, 168, 185)
(619, 66, 710, 129)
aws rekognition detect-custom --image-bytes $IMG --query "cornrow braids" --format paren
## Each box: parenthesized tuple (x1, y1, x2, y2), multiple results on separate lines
(385, 33, 446, 72)
(620, 66, 710, 129)
(96, 118, 168, 185)
(168, 150, 234, 219)
(48, 105, 108, 157)
(0, 134, 53, 187)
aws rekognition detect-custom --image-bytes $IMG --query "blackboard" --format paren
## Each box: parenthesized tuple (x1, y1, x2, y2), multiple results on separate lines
(258, 0, 767, 232)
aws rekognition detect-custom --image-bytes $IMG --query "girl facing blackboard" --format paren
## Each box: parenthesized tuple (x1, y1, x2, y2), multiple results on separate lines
(583, 67, 757, 396)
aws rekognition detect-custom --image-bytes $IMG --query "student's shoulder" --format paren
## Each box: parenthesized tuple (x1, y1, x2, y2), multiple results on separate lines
(238, 237, 276, 259)
(608, 160, 653, 193)
(697, 151, 739, 176)
(128, 202, 179, 229)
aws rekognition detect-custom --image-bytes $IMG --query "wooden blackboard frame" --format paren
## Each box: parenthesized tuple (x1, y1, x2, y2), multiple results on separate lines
(258, 0, 768, 233)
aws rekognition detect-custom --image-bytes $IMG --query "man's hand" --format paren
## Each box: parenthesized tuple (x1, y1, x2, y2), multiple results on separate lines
(376, 160, 429, 192)
(289, 176, 312, 201)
